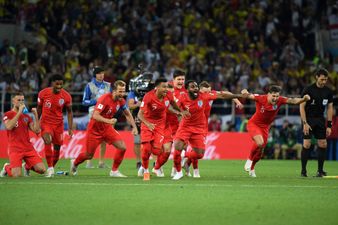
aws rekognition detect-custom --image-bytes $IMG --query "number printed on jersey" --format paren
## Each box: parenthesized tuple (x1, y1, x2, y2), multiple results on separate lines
(98, 104, 104, 109)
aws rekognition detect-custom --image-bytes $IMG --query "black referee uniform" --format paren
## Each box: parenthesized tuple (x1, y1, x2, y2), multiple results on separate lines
(300, 82, 333, 177)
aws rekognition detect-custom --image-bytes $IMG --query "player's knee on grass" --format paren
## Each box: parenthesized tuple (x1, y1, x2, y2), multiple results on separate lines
(11, 167, 22, 177)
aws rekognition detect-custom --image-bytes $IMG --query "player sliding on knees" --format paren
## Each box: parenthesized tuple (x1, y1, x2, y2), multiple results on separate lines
(172, 80, 247, 180)
(242, 85, 310, 177)
(70, 80, 138, 177)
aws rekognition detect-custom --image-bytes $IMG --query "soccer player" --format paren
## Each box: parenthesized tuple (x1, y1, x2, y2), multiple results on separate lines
(300, 68, 334, 177)
(71, 80, 138, 177)
(37, 74, 73, 177)
(0, 93, 46, 177)
(172, 80, 245, 180)
(137, 78, 186, 180)
(183, 81, 244, 177)
(242, 85, 310, 177)
(82, 66, 111, 168)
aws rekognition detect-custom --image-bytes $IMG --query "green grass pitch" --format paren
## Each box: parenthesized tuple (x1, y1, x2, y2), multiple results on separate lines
(0, 159, 337, 225)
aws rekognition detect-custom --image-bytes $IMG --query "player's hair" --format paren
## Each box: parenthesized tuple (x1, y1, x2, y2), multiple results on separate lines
(113, 80, 126, 90)
(11, 92, 24, 98)
(267, 85, 282, 93)
(50, 74, 64, 82)
(154, 77, 167, 87)
(185, 80, 197, 89)
(199, 81, 210, 88)
(173, 69, 186, 78)
(315, 68, 329, 77)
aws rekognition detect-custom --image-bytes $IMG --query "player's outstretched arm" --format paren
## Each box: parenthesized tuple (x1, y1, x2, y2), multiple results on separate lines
(286, 94, 310, 105)
(123, 108, 138, 135)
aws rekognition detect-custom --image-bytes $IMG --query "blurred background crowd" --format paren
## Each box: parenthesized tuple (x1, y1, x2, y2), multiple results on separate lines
(0, 0, 337, 133)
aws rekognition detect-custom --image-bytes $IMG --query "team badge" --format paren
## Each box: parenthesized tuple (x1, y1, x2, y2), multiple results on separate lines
(197, 100, 203, 107)
(59, 99, 64, 105)
(165, 100, 169, 107)
(272, 105, 277, 110)
(116, 105, 120, 111)
(23, 117, 29, 123)
(209, 100, 213, 106)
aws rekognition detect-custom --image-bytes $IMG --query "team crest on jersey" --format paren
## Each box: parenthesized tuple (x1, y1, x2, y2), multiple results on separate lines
(116, 105, 120, 111)
(165, 100, 169, 107)
(45, 100, 51, 108)
(59, 98, 64, 105)
(209, 100, 213, 106)
(23, 117, 29, 123)
(272, 105, 277, 110)
(197, 100, 203, 108)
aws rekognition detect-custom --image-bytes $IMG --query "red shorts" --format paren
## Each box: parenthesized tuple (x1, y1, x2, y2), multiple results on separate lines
(86, 126, 123, 155)
(140, 126, 164, 149)
(163, 122, 173, 144)
(174, 128, 206, 149)
(247, 122, 268, 147)
(9, 147, 43, 168)
(41, 123, 64, 146)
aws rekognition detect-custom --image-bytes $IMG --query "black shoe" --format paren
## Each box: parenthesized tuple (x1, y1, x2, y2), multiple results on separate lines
(315, 171, 327, 177)
(136, 161, 141, 170)
(301, 170, 307, 177)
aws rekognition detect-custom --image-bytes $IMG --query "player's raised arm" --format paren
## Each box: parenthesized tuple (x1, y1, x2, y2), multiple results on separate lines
(286, 94, 310, 105)
(4, 104, 25, 130)
(240, 89, 255, 100)
(29, 108, 40, 134)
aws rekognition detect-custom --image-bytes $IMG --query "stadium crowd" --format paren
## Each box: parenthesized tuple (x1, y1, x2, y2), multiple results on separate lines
(0, 0, 337, 119)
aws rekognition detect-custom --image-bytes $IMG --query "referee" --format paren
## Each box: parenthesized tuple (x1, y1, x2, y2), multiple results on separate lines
(300, 68, 334, 177)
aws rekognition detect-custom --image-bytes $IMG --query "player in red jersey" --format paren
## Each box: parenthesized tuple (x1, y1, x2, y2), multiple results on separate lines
(172, 80, 246, 180)
(71, 80, 138, 177)
(183, 81, 244, 177)
(242, 85, 310, 177)
(137, 78, 186, 180)
(37, 74, 73, 177)
(0, 93, 46, 177)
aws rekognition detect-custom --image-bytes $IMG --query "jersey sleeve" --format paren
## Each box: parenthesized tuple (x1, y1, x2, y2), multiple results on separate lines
(120, 99, 128, 111)
(301, 86, 309, 96)
(37, 90, 44, 106)
(65, 92, 72, 106)
(279, 96, 288, 105)
(2, 112, 13, 123)
(253, 94, 262, 102)
(328, 88, 334, 103)
(94, 95, 107, 113)
(204, 91, 218, 100)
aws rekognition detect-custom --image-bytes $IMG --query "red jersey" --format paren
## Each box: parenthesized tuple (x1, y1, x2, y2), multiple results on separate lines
(249, 94, 288, 128)
(87, 93, 127, 133)
(38, 87, 72, 125)
(166, 87, 187, 130)
(177, 91, 217, 133)
(140, 89, 174, 130)
(3, 111, 33, 150)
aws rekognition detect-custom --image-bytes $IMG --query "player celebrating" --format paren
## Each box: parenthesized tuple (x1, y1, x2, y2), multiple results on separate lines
(37, 74, 73, 177)
(1, 93, 46, 177)
(71, 80, 138, 177)
(82, 66, 111, 169)
(137, 78, 186, 180)
(242, 85, 310, 177)
(300, 68, 334, 177)
(183, 81, 244, 177)
(172, 80, 245, 180)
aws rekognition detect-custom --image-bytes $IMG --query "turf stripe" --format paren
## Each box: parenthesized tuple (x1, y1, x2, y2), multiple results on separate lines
(0, 182, 337, 189)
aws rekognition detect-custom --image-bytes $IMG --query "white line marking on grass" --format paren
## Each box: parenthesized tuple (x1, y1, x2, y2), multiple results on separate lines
(0, 182, 337, 189)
